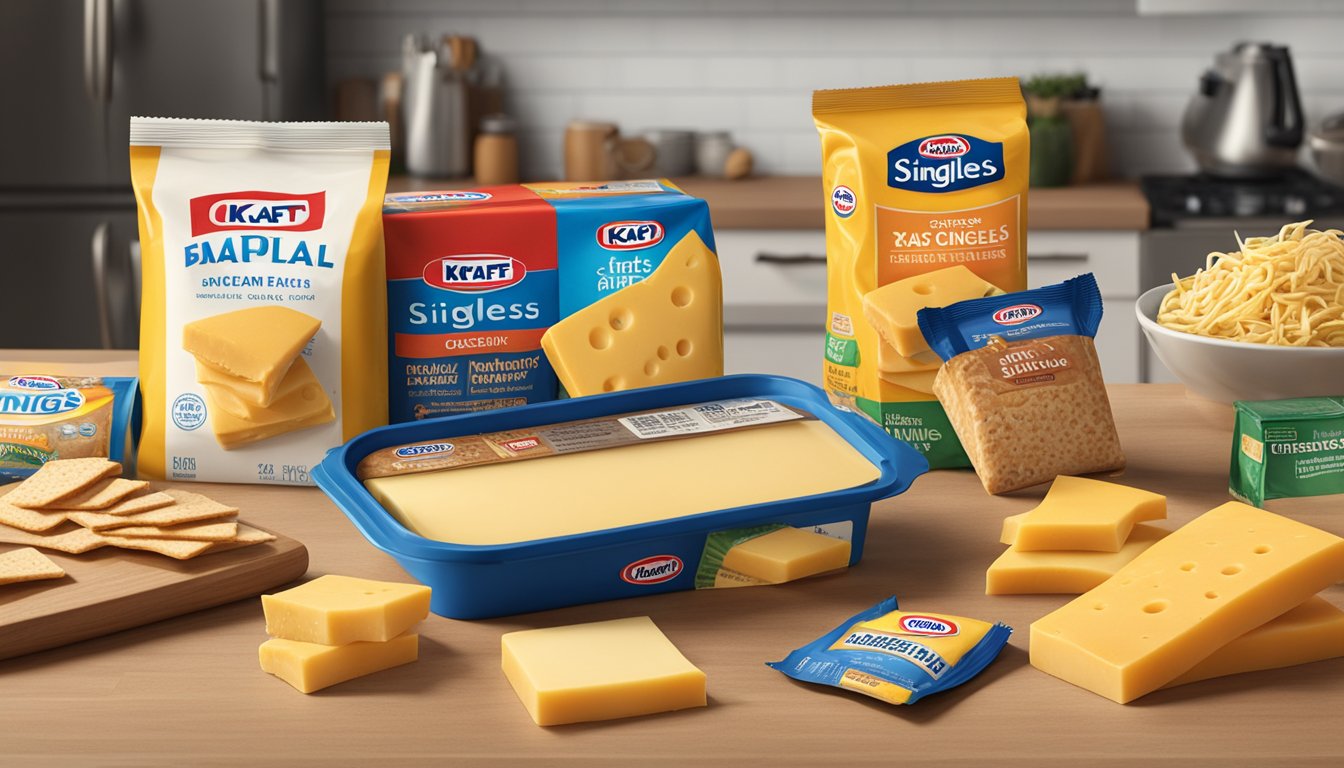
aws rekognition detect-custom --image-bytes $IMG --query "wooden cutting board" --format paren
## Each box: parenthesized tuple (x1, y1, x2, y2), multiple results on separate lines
(0, 528, 307, 661)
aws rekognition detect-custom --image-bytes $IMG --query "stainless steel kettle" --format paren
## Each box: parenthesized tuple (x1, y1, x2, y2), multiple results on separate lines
(1181, 43, 1303, 178)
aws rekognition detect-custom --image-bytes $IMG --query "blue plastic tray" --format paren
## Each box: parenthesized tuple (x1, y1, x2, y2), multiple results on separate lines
(314, 375, 928, 619)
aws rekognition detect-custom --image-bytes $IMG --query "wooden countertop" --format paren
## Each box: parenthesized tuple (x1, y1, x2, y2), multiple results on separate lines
(1, 376, 1340, 765)
(387, 175, 1151, 231)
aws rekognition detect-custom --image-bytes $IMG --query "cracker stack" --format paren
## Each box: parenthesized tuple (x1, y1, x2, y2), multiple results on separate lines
(0, 458, 276, 566)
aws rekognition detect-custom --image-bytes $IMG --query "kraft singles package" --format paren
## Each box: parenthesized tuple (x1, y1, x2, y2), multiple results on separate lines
(382, 180, 716, 423)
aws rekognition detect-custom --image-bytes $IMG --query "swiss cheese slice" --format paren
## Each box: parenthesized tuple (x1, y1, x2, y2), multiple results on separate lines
(183, 306, 320, 402)
(1004, 476, 1166, 552)
(365, 419, 879, 546)
(501, 616, 706, 726)
(1165, 596, 1344, 688)
(540, 230, 722, 397)
(861, 265, 997, 358)
(1029, 502, 1344, 703)
(985, 524, 1169, 595)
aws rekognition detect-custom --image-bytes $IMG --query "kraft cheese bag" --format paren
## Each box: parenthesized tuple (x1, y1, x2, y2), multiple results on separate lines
(131, 118, 391, 484)
(813, 78, 1028, 468)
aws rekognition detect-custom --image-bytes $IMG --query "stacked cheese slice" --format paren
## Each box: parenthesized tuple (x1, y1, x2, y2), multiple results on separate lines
(1009, 484, 1344, 702)
(861, 266, 1001, 394)
(259, 575, 431, 694)
(183, 306, 334, 450)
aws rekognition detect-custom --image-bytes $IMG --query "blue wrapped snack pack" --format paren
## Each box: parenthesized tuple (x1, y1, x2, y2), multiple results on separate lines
(767, 596, 1011, 705)
(913, 273, 1125, 494)
(0, 372, 139, 480)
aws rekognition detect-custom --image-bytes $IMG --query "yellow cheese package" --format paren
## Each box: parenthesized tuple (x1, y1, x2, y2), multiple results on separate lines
(813, 78, 1028, 468)
(767, 596, 1011, 705)
(131, 118, 391, 484)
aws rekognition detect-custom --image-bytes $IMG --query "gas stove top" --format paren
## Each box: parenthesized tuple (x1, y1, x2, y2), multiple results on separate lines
(1141, 171, 1344, 228)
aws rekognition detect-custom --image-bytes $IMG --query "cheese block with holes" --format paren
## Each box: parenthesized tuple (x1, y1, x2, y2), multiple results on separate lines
(541, 231, 722, 397)
(861, 265, 998, 358)
(1029, 502, 1344, 703)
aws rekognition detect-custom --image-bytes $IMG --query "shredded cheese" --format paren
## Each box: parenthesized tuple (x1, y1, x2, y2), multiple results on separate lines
(1157, 221, 1344, 347)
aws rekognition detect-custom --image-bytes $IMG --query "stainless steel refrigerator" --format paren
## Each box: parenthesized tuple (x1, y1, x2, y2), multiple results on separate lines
(0, 0, 325, 349)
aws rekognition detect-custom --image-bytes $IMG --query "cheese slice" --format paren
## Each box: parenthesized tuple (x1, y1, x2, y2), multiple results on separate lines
(876, 342, 941, 374)
(260, 633, 419, 694)
(262, 575, 431, 645)
(1165, 596, 1344, 688)
(720, 527, 851, 584)
(878, 368, 938, 394)
(861, 265, 997, 358)
(197, 355, 321, 413)
(985, 524, 1169, 595)
(365, 419, 879, 546)
(541, 230, 722, 397)
(201, 370, 334, 450)
(1004, 476, 1166, 552)
(501, 616, 706, 726)
(183, 306, 320, 403)
(1030, 502, 1344, 703)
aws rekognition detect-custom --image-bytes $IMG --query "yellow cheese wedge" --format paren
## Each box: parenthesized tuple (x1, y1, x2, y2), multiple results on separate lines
(877, 368, 938, 394)
(201, 373, 334, 450)
(259, 633, 418, 694)
(861, 265, 997, 358)
(196, 355, 321, 412)
(720, 527, 851, 584)
(365, 419, 879, 546)
(501, 616, 706, 726)
(183, 306, 321, 403)
(876, 342, 941, 374)
(1165, 596, 1344, 688)
(985, 524, 1170, 595)
(1005, 476, 1166, 552)
(261, 575, 431, 645)
(1029, 502, 1344, 703)
(541, 230, 722, 397)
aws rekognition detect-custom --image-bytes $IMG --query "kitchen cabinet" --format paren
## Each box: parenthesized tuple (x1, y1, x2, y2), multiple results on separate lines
(716, 228, 1143, 385)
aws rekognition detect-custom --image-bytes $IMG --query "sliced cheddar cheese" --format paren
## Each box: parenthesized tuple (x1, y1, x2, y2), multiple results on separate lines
(1004, 476, 1166, 552)
(1165, 596, 1344, 688)
(183, 306, 320, 403)
(720, 527, 851, 584)
(986, 524, 1169, 595)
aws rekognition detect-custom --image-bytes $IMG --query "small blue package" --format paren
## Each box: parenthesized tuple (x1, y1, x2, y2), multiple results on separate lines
(914, 273, 1124, 494)
(767, 596, 1011, 705)
(0, 371, 138, 480)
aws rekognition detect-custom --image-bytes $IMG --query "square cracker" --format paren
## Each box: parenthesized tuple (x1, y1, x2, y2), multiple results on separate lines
(0, 523, 108, 554)
(111, 520, 240, 542)
(203, 523, 277, 554)
(97, 491, 176, 516)
(67, 490, 238, 532)
(0, 547, 66, 585)
(98, 535, 216, 560)
(0, 497, 68, 533)
(45, 478, 150, 511)
(6, 459, 121, 508)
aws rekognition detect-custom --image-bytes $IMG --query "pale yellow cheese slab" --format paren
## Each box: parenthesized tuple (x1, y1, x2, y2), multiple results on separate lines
(720, 527, 851, 584)
(861, 265, 997, 358)
(1165, 596, 1344, 688)
(541, 230, 722, 397)
(183, 305, 320, 403)
(365, 419, 880, 546)
(1030, 502, 1344, 703)
(260, 633, 418, 694)
(502, 616, 706, 727)
(985, 524, 1169, 595)
(262, 575, 431, 645)
(1004, 476, 1166, 552)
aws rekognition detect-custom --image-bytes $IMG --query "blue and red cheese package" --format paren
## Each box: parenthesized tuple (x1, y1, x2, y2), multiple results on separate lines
(381, 180, 719, 423)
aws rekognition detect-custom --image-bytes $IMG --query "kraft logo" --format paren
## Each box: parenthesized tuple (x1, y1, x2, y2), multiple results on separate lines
(389, 191, 492, 204)
(993, 303, 1043, 325)
(888, 134, 1004, 193)
(423, 254, 527, 293)
(621, 555, 683, 585)
(189, 190, 325, 236)
(597, 220, 665, 250)
(394, 442, 454, 458)
(831, 185, 856, 218)
(898, 615, 960, 637)
(0, 388, 84, 416)
(499, 437, 541, 452)
(7, 376, 61, 390)
(918, 135, 971, 158)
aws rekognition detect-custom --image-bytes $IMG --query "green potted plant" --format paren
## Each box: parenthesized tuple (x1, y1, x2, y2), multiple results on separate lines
(1023, 74, 1084, 188)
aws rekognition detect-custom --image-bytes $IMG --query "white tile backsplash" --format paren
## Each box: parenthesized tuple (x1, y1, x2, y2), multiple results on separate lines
(329, 0, 1344, 179)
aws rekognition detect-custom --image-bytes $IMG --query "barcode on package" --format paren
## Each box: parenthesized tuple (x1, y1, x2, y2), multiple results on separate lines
(617, 399, 802, 439)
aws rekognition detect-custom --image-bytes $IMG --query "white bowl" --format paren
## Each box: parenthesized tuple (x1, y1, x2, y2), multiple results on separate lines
(1135, 285, 1344, 403)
